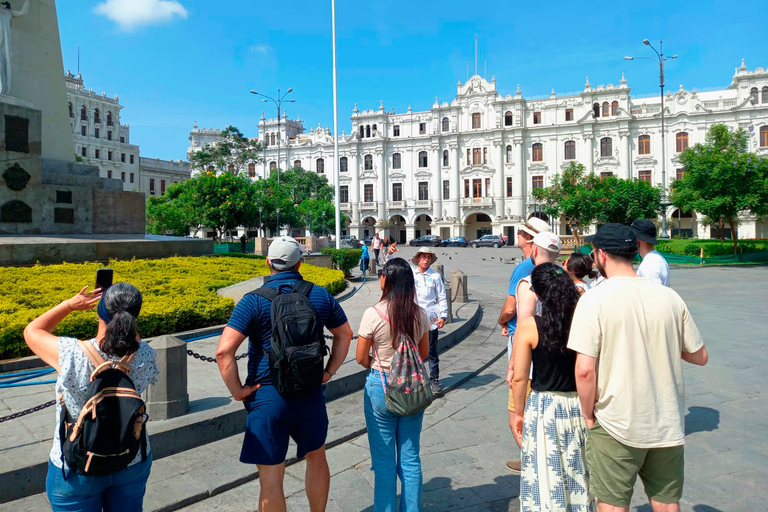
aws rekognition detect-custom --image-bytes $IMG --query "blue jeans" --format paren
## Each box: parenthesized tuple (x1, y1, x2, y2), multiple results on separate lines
(46, 453, 152, 512)
(364, 369, 424, 512)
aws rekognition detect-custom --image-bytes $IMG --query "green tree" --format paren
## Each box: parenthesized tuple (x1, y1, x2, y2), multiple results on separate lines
(188, 125, 262, 176)
(596, 176, 661, 226)
(671, 124, 768, 253)
(145, 194, 192, 236)
(531, 162, 605, 247)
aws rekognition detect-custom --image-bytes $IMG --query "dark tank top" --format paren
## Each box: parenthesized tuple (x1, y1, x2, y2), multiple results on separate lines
(531, 316, 577, 392)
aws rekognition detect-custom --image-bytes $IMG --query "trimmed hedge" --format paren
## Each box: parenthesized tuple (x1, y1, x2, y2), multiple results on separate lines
(655, 239, 768, 257)
(0, 255, 345, 360)
(321, 248, 363, 275)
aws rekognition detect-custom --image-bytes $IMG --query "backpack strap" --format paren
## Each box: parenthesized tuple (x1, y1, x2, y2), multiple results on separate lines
(252, 287, 279, 302)
(79, 339, 134, 381)
(78, 339, 107, 369)
(292, 279, 314, 298)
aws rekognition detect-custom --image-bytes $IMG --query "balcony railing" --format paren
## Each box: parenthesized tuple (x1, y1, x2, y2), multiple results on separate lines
(461, 197, 494, 207)
(413, 199, 432, 208)
(339, 202, 351, 210)
(360, 201, 376, 209)
(388, 200, 406, 209)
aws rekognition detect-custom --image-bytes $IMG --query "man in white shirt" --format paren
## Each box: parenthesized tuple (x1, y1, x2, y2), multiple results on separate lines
(568, 223, 708, 511)
(631, 218, 670, 287)
(372, 233, 383, 263)
(412, 247, 448, 394)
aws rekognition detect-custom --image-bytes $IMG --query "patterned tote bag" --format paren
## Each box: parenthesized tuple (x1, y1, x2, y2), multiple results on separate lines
(371, 306, 434, 416)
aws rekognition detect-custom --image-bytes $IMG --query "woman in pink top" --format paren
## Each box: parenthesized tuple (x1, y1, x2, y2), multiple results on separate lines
(356, 258, 429, 511)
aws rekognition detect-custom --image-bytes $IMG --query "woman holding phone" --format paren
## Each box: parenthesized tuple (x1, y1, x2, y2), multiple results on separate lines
(356, 258, 430, 511)
(23, 281, 158, 511)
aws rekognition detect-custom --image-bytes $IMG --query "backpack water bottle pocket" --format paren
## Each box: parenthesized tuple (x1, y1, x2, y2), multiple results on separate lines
(282, 342, 326, 395)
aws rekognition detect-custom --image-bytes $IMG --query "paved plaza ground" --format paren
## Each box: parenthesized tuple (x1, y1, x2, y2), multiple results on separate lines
(2, 245, 767, 511)
(178, 246, 768, 512)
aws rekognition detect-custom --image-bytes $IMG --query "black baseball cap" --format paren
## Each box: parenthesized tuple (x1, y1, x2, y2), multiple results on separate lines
(583, 223, 638, 258)
(630, 218, 658, 245)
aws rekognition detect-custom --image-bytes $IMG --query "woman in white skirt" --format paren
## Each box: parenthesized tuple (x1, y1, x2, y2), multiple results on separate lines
(511, 263, 595, 511)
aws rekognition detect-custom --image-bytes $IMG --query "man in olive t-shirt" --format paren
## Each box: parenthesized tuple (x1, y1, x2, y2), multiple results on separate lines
(568, 224, 708, 512)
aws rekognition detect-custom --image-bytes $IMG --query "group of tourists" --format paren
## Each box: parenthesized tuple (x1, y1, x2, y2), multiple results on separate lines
(21, 212, 704, 512)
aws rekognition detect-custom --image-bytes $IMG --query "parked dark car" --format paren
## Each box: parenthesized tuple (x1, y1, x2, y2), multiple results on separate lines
(362, 236, 374, 245)
(470, 235, 505, 248)
(409, 235, 443, 247)
(443, 236, 469, 247)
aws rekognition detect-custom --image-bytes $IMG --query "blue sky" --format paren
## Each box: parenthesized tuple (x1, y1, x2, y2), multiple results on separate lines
(57, 0, 768, 161)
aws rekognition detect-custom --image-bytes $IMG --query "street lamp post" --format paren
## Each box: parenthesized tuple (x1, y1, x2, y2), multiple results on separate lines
(258, 206, 263, 237)
(276, 208, 280, 237)
(625, 40, 677, 239)
(250, 88, 295, 189)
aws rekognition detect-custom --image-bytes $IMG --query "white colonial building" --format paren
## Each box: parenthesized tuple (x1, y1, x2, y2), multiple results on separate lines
(65, 71, 141, 191)
(189, 61, 768, 241)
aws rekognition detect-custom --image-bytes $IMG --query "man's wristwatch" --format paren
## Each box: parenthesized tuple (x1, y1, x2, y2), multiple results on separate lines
(324, 368, 335, 377)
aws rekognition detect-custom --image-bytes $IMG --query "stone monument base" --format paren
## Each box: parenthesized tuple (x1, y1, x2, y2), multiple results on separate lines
(0, 234, 213, 266)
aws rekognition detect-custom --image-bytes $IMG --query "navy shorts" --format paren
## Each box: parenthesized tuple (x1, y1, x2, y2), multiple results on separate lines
(240, 384, 328, 465)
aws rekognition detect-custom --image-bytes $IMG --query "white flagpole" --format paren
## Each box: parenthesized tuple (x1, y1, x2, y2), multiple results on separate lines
(332, 0, 341, 249)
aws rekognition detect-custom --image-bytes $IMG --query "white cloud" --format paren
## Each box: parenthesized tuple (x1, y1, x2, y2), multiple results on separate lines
(249, 44, 271, 55)
(94, 0, 188, 32)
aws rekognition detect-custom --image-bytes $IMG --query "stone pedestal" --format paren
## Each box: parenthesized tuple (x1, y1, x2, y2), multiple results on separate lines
(444, 283, 453, 324)
(304, 235, 318, 253)
(253, 237, 269, 256)
(430, 262, 445, 281)
(144, 335, 189, 421)
(450, 269, 468, 303)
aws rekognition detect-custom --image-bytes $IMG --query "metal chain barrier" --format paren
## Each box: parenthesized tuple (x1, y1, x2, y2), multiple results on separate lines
(186, 349, 248, 363)
(0, 400, 56, 424)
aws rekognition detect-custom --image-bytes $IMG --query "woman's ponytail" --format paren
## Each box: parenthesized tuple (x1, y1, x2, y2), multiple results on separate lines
(99, 282, 142, 357)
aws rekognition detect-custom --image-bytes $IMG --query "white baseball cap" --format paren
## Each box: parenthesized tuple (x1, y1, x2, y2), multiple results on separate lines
(532, 232, 562, 253)
(267, 236, 302, 269)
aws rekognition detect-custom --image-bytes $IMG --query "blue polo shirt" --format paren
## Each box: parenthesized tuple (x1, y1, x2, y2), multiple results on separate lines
(227, 271, 348, 386)
(506, 257, 535, 334)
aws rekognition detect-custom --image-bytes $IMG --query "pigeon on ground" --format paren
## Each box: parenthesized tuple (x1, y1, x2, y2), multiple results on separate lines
(482, 258, 486, 261)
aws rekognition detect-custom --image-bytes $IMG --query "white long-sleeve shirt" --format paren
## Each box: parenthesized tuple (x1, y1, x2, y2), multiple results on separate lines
(412, 265, 448, 331)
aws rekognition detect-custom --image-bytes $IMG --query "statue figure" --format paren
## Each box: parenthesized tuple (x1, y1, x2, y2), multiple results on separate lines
(0, 0, 29, 94)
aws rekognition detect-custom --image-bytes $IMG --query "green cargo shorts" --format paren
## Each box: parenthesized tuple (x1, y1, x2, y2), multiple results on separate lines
(585, 420, 684, 507)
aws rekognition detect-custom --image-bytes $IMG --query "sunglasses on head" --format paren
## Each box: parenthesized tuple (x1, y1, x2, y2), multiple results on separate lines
(377, 269, 385, 278)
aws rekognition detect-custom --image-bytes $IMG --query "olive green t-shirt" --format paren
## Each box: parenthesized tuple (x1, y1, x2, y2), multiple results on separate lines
(567, 276, 704, 449)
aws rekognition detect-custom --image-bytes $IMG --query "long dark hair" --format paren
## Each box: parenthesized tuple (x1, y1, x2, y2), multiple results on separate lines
(566, 252, 598, 280)
(530, 263, 580, 354)
(380, 258, 421, 346)
(101, 283, 142, 357)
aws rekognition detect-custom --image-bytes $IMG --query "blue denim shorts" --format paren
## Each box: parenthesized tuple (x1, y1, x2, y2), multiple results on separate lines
(241, 383, 328, 465)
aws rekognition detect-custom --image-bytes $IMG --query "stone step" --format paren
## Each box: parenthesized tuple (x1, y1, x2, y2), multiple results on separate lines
(1, 303, 503, 512)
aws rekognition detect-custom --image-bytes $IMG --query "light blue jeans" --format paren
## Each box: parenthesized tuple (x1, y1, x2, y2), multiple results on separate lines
(46, 453, 152, 512)
(364, 369, 424, 512)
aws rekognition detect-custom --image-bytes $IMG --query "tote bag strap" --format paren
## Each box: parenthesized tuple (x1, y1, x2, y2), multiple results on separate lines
(370, 305, 395, 393)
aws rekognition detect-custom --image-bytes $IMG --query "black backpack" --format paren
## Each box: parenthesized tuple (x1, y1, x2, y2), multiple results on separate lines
(252, 280, 327, 397)
(59, 340, 148, 477)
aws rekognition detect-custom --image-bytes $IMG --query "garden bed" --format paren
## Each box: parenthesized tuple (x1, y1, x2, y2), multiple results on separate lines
(0, 255, 345, 359)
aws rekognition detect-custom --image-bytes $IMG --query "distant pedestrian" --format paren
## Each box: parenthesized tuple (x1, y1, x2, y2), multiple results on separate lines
(372, 233, 383, 263)
(564, 252, 598, 294)
(24, 282, 158, 511)
(511, 263, 594, 512)
(411, 247, 448, 394)
(356, 258, 431, 512)
(496, 217, 550, 474)
(361, 241, 371, 274)
(569, 224, 708, 510)
(216, 236, 353, 512)
(240, 233, 247, 253)
(631, 218, 670, 286)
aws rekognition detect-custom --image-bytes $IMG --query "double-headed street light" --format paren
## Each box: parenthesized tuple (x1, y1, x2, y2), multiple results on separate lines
(625, 39, 677, 239)
(249, 88, 295, 189)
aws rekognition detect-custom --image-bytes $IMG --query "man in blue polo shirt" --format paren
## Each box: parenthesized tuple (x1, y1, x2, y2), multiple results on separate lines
(216, 236, 353, 512)
(496, 217, 550, 474)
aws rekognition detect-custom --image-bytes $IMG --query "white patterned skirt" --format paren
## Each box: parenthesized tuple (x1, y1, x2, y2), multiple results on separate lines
(520, 390, 595, 512)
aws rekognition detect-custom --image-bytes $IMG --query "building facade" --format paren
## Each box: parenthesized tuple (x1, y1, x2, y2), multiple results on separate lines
(139, 157, 191, 198)
(65, 71, 141, 191)
(189, 62, 768, 241)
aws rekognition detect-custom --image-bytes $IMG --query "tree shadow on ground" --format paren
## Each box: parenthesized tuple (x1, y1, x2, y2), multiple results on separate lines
(360, 475, 519, 512)
(685, 406, 720, 435)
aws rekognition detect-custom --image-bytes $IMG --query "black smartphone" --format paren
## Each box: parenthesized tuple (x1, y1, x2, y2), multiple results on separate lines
(96, 268, 113, 291)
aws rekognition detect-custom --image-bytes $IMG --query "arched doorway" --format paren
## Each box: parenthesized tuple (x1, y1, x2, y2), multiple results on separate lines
(414, 214, 432, 238)
(465, 213, 493, 240)
(670, 209, 694, 238)
(361, 216, 377, 238)
(389, 215, 406, 244)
